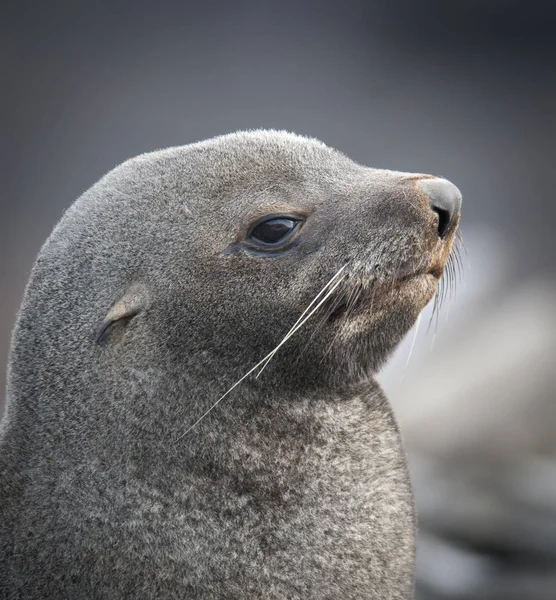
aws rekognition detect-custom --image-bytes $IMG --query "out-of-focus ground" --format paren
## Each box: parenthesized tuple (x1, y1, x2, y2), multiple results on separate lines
(2, 1, 555, 597)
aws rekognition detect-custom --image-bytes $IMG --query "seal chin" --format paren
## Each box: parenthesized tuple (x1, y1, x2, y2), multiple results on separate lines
(379, 271, 439, 315)
(395, 272, 439, 309)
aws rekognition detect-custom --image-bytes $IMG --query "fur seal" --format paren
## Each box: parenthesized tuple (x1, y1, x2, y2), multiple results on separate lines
(0, 130, 461, 599)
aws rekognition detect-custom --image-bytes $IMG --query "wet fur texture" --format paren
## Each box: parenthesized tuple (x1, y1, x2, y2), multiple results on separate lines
(0, 131, 456, 599)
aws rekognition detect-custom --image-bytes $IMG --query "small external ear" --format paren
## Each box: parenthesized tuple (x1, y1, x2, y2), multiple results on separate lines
(95, 283, 150, 344)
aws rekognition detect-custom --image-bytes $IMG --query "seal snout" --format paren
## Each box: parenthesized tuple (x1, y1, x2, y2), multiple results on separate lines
(418, 178, 462, 239)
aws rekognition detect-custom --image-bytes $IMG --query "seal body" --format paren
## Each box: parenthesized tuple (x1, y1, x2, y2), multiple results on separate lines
(0, 131, 460, 599)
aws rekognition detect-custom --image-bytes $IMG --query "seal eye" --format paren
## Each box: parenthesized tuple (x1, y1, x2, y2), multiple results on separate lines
(249, 217, 299, 246)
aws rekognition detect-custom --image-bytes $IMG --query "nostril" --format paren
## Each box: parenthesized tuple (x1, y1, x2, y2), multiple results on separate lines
(433, 206, 451, 239)
(417, 177, 462, 240)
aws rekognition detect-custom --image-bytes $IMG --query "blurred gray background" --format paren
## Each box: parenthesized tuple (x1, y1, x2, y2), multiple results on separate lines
(2, 1, 555, 598)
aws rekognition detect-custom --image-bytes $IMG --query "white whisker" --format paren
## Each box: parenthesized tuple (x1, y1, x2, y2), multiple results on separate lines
(264, 262, 349, 348)
(174, 263, 349, 441)
(404, 312, 421, 369)
(254, 273, 347, 377)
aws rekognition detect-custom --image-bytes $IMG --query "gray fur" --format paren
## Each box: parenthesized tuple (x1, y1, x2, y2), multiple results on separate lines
(0, 131, 458, 599)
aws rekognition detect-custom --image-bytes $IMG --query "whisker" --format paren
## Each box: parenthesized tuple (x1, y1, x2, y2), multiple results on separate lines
(430, 292, 440, 349)
(458, 242, 466, 279)
(437, 273, 447, 313)
(292, 281, 354, 366)
(321, 283, 365, 362)
(445, 268, 452, 305)
(254, 269, 349, 377)
(444, 289, 452, 324)
(447, 256, 455, 301)
(254, 264, 350, 376)
(174, 263, 349, 441)
(452, 252, 459, 292)
(266, 262, 350, 346)
(404, 312, 422, 369)
(423, 228, 464, 346)
(452, 248, 462, 285)
(456, 230, 471, 271)
(427, 292, 439, 334)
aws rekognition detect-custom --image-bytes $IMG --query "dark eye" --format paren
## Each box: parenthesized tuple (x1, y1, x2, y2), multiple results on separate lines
(249, 217, 299, 246)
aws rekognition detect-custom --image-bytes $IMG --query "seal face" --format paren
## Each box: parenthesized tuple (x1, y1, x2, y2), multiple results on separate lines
(0, 131, 461, 599)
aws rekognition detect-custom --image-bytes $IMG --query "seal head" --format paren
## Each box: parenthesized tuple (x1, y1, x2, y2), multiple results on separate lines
(0, 130, 461, 599)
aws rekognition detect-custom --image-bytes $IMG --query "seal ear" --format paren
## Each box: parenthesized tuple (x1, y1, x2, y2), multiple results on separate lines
(96, 284, 150, 344)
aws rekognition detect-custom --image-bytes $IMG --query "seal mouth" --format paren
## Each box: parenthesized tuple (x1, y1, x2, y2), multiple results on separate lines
(325, 269, 429, 322)
(324, 247, 459, 323)
(391, 257, 442, 283)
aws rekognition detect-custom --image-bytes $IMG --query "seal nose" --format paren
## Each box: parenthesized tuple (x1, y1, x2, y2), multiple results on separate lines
(418, 178, 462, 239)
